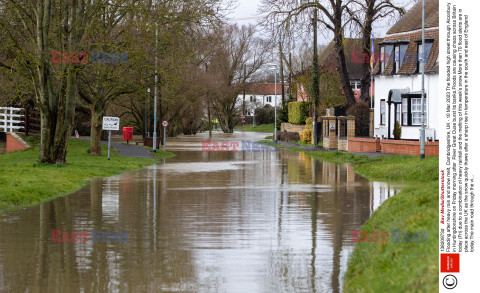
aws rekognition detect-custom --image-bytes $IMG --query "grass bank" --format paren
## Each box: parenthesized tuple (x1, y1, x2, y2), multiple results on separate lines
(0, 139, 174, 214)
(307, 151, 439, 292)
(235, 123, 275, 133)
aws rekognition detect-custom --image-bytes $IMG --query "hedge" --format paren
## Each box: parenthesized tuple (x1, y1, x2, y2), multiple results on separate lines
(288, 101, 309, 124)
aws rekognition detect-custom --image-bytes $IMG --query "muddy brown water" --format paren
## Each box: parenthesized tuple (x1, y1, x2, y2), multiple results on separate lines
(0, 132, 400, 292)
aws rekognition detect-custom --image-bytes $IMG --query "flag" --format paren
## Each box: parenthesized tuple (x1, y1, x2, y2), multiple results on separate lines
(370, 37, 375, 70)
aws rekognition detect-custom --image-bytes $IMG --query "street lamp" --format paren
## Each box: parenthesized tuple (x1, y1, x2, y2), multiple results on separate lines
(420, 0, 426, 159)
(266, 63, 278, 144)
(153, 27, 158, 152)
(145, 88, 150, 138)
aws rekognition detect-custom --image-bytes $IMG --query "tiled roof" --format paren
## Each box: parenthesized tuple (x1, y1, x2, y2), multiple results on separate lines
(374, 27, 439, 76)
(373, 0, 439, 76)
(387, 0, 439, 35)
(245, 83, 283, 96)
(314, 38, 383, 80)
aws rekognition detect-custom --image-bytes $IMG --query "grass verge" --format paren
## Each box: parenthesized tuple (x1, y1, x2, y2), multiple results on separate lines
(0, 139, 174, 214)
(235, 123, 275, 133)
(306, 151, 439, 292)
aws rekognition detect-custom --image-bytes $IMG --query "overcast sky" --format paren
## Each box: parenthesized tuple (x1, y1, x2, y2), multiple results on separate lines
(228, 0, 417, 45)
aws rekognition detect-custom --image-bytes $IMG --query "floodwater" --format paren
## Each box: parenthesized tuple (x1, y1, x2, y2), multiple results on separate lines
(0, 132, 401, 292)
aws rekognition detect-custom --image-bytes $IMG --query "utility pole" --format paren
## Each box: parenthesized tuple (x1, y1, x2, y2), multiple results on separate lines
(312, 9, 320, 146)
(243, 65, 246, 119)
(145, 88, 149, 138)
(206, 63, 212, 139)
(153, 27, 158, 152)
(420, 0, 426, 159)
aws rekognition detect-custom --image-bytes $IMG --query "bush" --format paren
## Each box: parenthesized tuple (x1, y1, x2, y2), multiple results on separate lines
(305, 117, 313, 130)
(346, 101, 370, 120)
(255, 107, 276, 125)
(277, 131, 300, 142)
(393, 120, 402, 140)
(300, 129, 312, 144)
(288, 101, 309, 124)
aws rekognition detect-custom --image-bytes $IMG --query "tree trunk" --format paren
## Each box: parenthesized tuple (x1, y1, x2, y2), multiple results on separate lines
(333, 3, 356, 107)
(90, 107, 103, 156)
(38, 76, 76, 164)
(360, 0, 375, 103)
(334, 30, 356, 107)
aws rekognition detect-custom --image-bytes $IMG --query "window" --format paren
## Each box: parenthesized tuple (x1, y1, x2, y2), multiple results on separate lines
(396, 105, 401, 123)
(380, 44, 394, 73)
(350, 80, 361, 90)
(394, 43, 408, 73)
(400, 95, 426, 126)
(250, 96, 254, 102)
(380, 100, 386, 125)
(411, 98, 424, 125)
(417, 41, 434, 73)
(266, 96, 272, 103)
(402, 98, 408, 125)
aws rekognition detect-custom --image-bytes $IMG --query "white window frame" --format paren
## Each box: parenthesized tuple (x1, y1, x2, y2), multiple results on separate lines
(411, 98, 425, 126)
(380, 100, 386, 125)
(402, 98, 408, 125)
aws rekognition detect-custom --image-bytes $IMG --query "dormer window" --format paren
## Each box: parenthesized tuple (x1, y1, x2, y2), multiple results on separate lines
(379, 43, 394, 73)
(416, 38, 434, 73)
(393, 41, 409, 74)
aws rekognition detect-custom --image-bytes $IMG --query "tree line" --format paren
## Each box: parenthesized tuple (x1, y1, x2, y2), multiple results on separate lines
(0, 0, 274, 163)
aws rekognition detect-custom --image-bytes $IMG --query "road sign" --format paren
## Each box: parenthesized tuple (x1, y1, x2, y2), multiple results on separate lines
(102, 116, 120, 131)
(162, 120, 168, 127)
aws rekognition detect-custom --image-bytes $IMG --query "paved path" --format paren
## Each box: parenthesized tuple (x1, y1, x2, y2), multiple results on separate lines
(108, 141, 154, 158)
(276, 140, 390, 158)
(75, 138, 154, 158)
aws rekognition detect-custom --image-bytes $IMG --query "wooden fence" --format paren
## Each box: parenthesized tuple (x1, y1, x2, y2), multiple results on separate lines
(0, 107, 41, 135)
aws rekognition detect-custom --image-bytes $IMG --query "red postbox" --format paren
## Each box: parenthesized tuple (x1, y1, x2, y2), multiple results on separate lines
(123, 127, 133, 143)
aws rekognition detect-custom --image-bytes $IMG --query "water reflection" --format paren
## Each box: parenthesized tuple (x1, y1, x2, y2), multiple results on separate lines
(0, 134, 401, 292)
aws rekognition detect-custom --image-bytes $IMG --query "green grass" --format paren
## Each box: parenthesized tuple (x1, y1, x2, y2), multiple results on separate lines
(305, 151, 439, 292)
(0, 139, 174, 214)
(235, 123, 275, 133)
(295, 140, 312, 147)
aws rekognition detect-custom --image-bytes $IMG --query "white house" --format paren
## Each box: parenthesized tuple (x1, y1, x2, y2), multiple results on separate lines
(373, 0, 439, 141)
(236, 83, 283, 117)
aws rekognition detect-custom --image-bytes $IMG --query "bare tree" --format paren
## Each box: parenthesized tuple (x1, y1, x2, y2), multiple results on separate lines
(207, 24, 272, 133)
(346, 0, 405, 102)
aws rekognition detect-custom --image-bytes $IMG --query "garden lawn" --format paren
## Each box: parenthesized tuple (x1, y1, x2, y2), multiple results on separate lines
(235, 123, 275, 133)
(0, 139, 174, 214)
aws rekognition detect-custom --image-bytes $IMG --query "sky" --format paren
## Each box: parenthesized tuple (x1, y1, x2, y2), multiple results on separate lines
(228, 0, 417, 46)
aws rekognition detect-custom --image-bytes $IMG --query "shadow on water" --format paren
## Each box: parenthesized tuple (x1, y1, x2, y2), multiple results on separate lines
(0, 133, 401, 292)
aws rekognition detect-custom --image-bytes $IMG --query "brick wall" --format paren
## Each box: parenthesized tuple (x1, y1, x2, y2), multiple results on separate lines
(380, 140, 439, 156)
(6, 133, 28, 153)
(348, 138, 380, 153)
(338, 138, 348, 151)
(281, 123, 305, 134)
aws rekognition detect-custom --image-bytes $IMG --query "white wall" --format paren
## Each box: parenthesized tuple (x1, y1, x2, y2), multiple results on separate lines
(236, 94, 282, 116)
(374, 73, 439, 140)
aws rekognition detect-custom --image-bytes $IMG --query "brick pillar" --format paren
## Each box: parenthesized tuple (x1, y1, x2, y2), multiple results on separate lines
(322, 116, 336, 149)
(328, 117, 337, 149)
(347, 116, 356, 138)
(369, 108, 374, 138)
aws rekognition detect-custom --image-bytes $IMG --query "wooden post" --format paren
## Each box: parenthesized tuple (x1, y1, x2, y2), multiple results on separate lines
(25, 108, 29, 136)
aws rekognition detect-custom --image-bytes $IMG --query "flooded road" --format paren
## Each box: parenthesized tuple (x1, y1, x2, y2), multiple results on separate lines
(0, 132, 400, 292)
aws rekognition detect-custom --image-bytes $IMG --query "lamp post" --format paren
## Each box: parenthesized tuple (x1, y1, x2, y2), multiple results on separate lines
(266, 63, 278, 143)
(145, 88, 150, 138)
(153, 27, 158, 152)
(420, 0, 426, 159)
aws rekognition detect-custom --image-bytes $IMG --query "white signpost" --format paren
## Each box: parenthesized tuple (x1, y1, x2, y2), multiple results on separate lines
(103, 116, 120, 160)
(162, 120, 168, 152)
